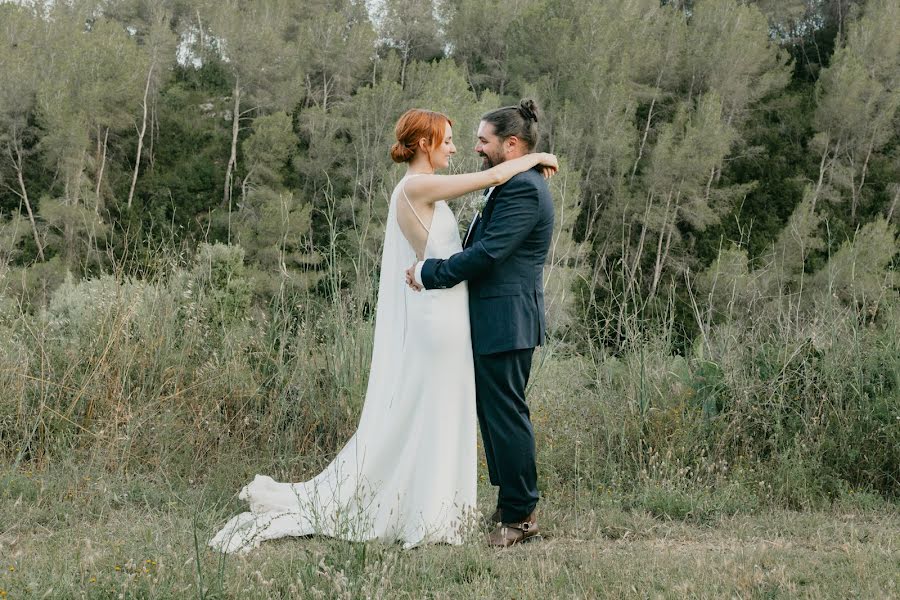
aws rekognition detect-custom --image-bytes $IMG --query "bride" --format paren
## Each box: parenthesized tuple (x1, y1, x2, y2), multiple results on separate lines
(209, 109, 557, 553)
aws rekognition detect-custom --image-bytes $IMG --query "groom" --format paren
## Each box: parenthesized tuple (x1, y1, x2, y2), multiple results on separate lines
(405, 99, 554, 547)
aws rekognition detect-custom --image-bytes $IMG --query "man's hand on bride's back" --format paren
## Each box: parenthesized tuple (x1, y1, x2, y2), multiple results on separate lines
(405, 262, 423, 291)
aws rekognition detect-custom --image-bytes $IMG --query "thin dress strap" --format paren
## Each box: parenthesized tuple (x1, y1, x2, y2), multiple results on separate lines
(402, 174, 429, 234)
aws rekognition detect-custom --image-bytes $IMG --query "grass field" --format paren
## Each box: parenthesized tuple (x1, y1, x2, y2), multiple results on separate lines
(1, 461, 898, 599)
(1, 259, 898, 598)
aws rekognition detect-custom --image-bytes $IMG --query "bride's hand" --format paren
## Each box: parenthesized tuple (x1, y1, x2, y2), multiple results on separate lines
(536, 153, 558, 179)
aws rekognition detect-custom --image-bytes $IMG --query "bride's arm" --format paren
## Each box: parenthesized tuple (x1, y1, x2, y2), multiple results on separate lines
(404, 153, 558, 206)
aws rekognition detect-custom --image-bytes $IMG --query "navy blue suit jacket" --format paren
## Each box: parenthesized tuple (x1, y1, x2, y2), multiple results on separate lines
(420, 166, 553, 355)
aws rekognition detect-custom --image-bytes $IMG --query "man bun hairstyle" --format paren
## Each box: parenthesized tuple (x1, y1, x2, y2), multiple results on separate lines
(517, 99, 538, 123)
(481, 98, 541, 151)
(391, 109, 452, 164)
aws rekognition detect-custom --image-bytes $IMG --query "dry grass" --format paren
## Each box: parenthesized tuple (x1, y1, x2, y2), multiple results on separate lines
(1, 235, 897, 598)
(1, 462, 898, 599)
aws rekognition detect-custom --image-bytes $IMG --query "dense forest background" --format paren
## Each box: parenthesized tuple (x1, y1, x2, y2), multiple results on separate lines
(1, 0, 897, 332)
(1, 2, 898, 594)
(0, 0, 898, 498)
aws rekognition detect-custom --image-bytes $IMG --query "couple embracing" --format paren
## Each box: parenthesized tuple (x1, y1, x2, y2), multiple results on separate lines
(210, 99, 557, 554)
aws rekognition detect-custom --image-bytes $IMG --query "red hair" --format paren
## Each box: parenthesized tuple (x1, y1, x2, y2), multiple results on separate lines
(390, 109, 452, 165)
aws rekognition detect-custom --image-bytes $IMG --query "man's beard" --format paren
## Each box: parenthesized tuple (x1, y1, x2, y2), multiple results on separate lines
(480, 151, 502, 169)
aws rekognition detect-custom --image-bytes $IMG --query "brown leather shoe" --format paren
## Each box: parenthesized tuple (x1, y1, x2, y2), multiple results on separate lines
(486, 512, 541, 547)
(481, 508, 502, 530)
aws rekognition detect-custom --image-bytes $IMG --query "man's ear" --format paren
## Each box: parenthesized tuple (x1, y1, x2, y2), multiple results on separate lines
(505, 135, 520, 152)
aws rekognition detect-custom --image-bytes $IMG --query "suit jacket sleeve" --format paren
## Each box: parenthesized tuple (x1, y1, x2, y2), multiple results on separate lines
(420, 176, 540, 289)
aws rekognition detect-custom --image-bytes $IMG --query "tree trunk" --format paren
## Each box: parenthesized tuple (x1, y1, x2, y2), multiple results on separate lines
(852, 135, 876, 224)
(64, 151, 86, 262)
(241, 164, 255, 207)
(196, 8, 205, 50)
(650, 191, 674, 298)
(69, 148, 87, 207)
(400, 45, 409, 89)
(95, 127, 109, 213)
(886, 186, 899, 223)
(704, 165, 716, 206)
(617, 195, 653, 337)
(835, 0, 844, 44)
(149, 100, 157, 170)
(628, 197, 653, 289)
(630, 93, 657, 185)
(811, 140, 831, 213)
(224, 79, 241, 243)
(631, 26, 675, 186)
(10, 141, 44, 261)
(128, 60, 155, 209)
(655, 209, 678, 299)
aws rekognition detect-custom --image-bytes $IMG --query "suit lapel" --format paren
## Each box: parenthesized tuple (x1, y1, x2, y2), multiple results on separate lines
(463, 213, 480, 248)
(481, 183, 504, 224)
(464, 186, 498, 248)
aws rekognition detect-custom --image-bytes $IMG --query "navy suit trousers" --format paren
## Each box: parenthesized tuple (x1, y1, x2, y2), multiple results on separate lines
(474, 347, 539, 523)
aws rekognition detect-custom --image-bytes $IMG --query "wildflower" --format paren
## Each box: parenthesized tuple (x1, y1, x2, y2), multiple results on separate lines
(7, 566, 14, 572)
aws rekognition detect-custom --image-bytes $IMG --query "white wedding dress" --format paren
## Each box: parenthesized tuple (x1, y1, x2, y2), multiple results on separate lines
(209, 175, 476, 553)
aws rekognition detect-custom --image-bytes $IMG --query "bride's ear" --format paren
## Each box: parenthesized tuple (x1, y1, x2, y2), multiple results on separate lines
(417, 138, 429, 153)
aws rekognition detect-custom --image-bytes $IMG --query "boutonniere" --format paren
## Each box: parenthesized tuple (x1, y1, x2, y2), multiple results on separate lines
(471, 196, 488, 216)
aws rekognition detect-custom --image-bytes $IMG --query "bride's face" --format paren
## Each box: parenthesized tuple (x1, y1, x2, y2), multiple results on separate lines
(431, 124, 457, 170)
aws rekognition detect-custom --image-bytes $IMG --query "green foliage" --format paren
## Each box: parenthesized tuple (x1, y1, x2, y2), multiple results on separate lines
(296, 0, 375, 110)
(1, 0, 892, 326)
(810, 217, 898, 309)
(377, 0, 445, 87)
(197, 0, 307, 111)
(187, 242, 252, 329)
(0, 245, 366, 473)
(813, 0, 900, 222)
(440, 0, 531, 94)
(0, 0, 896, 525)
(241, 112, 297, 188)
(130, 72, 230, 239)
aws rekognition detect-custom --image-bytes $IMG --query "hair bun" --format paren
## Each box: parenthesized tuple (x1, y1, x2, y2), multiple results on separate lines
(518, 99, 538, 123)
(390, 141, 415, 163)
